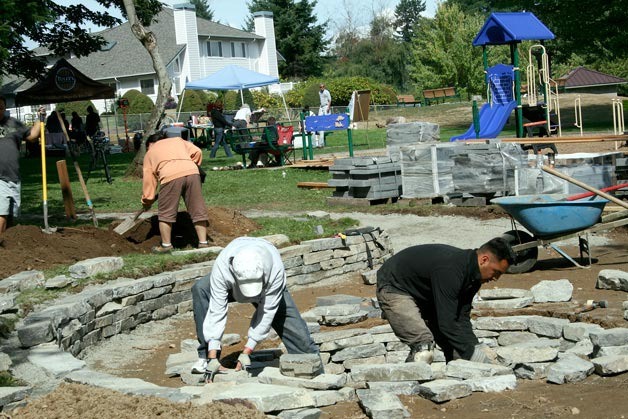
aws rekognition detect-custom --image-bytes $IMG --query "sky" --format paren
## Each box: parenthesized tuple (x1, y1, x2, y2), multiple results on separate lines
(52, 0, 439, 35)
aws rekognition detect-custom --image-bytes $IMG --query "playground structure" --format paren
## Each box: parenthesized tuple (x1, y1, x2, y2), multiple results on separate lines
(451, 12, 627, 147)
(451, 12, 556, 141)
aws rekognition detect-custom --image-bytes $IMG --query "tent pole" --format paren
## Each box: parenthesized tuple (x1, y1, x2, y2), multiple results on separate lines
(279, 86, 290, 121)
(240, 89, 244, 105)
(176, 90, 186, 121)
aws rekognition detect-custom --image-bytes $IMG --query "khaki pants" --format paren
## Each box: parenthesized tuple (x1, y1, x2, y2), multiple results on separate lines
(376, 285, 434, 347)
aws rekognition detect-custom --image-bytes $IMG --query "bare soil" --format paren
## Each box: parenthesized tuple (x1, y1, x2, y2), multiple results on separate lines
(4, 136, 628, 418)
(0, 207, 260, 278)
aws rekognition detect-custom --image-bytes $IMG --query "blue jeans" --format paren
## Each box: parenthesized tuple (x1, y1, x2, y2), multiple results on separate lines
(210, 127, 232, 158)
(191, 273, 320, 359)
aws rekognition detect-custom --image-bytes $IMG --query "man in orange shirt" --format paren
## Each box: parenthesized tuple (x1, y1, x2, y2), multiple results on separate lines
(142, 131, 209, 253)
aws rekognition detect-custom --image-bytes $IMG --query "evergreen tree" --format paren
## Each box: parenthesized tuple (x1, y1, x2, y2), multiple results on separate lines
(394, 0, 426, 43)
(247, 0, 329, 79)
(189, 0, 214, 21)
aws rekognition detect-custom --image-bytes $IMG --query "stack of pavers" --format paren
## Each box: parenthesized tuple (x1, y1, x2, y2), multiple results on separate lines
(616, 155, 627, 198)
(327, 156, 402, 203)
(399, 141, 525, 199)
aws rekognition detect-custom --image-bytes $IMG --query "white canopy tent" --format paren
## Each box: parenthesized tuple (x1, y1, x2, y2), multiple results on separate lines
(176, 65, 289, 120)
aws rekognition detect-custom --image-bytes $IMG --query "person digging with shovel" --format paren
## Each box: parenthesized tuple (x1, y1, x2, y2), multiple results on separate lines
(0, 97, 45, 236)
(191, 236, 322, 382)
(141, 131, 209, 253)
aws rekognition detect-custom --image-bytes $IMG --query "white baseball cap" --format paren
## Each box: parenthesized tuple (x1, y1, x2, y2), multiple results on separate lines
(230, 245, 270, 297)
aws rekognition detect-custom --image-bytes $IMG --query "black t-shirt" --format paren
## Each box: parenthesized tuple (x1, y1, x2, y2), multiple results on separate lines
(0, 116, 29, 183)
(85, 112, 100, 136)
(377, 244, 481, 359)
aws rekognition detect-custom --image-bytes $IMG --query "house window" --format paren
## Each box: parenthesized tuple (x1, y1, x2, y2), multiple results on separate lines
(140, 78, 155, 95)
(231, 42, 246, 58)
(207, 41, 222, 57)
(173, 57, 180, 74)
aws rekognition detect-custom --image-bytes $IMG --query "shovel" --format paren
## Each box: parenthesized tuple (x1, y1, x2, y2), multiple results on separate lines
(114, 208, 146, 235)
(39, 111, 57, 234)
(114, 194, 157, 235)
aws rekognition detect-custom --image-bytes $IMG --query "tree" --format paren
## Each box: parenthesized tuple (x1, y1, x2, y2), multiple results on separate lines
(189, 0, 214, 21)
(247, 0, 329, 79)
(408, 3, 498, 96)
(394, 0, 426, 43)
(1, 1, 121, 79)
(329, 13, 409, 92)
(448, 0, 628, 64)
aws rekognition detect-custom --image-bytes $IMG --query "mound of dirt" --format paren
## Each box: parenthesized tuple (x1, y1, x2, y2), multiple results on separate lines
(10, 383, 265, 419)
(0, 207, 261, 278)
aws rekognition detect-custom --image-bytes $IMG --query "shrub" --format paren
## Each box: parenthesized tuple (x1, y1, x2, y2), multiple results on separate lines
(251, 90, 284, 109)
(122, 89, 155, 114)
(289, 77, 398, 108)
(222, 89, 255, 111)
(178, 90, 208, 112)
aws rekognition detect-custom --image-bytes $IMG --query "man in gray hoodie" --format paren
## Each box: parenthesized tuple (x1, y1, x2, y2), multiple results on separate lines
(191, 236, 320, 380)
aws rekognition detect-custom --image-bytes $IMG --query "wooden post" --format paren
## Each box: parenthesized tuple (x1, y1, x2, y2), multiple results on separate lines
(56, 160, 77, 220)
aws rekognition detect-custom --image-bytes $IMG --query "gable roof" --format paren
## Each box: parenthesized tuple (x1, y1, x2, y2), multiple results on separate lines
(557, 66, 628, 89)
(5, 6, 262, 92)
(473, 12, 555, 46)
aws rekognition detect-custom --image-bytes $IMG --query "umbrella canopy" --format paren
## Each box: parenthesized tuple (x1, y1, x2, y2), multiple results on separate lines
(185, 65, 279, 91)
(15, 58, 115, 106)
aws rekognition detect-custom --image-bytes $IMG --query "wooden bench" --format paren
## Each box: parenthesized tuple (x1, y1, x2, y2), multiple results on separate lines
(396, 94, 422, 107)
(422, 87, 460, 105)
(225, 127, 273, 168)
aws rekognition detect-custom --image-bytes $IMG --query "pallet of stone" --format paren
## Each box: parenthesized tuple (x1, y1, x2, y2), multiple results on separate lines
(385, 121, 440, 161)
(327, 156, 402, 203)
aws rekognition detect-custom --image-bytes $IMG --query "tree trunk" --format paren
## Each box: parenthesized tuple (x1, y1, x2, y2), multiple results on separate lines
(122, 0, 172, 178)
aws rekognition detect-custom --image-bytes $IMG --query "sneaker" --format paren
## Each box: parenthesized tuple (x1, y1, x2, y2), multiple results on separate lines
(151, 244, 173, 254)
(406, 342, 434, 364)
(191, 358, 207, 374)
(198, 242, 209, 249)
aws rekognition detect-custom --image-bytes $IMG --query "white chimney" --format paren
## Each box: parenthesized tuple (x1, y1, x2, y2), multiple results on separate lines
(174, 4, 201, 83)
(253, 11, 279, 79)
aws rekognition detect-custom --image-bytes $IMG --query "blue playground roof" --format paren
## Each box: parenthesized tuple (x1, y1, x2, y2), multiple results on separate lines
(473, 12, 555, 46)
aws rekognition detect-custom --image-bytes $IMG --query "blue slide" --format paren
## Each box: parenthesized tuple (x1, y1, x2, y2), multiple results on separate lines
(450, 100, 517, 141)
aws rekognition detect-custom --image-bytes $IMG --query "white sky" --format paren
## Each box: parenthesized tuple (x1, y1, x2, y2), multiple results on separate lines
(52, 0, 439, 35)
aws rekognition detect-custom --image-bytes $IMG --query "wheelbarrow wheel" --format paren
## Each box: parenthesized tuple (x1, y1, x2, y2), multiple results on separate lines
(501, 230, 538, 274)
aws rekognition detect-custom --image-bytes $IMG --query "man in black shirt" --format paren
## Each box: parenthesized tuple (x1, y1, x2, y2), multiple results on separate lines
(0, 97, 44, 235)
(376, 237, 514, 364)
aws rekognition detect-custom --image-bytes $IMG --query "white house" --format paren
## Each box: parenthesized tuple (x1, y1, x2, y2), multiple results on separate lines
(1, 4, 279, 118)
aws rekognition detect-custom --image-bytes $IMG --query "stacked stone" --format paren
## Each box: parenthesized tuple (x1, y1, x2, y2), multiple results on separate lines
(328, 157, 402, 201)
(6, 232, 392, 357)
(399, 141, 525, 199)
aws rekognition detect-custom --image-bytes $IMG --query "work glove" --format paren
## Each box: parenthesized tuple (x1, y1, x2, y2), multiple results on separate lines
(204, 358, 222, 383)
(236, 353, 251, 371)
(469, 344, 499, 364)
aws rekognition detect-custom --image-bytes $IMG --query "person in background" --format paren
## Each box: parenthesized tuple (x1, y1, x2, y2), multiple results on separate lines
(45, 110, 65, 147)
(0, 96, 44, 235)
(248, 116, 278, 168)
(190, 236, 321, 380)
(316, 84, 332, 147)
(141, 131, 209, 253)
(85, 105, 101, 139)
(376, 238, 515, 364)
(233, 103, 252, 142)
(70, 111, 86, 144)
(209, 104, 233, 158)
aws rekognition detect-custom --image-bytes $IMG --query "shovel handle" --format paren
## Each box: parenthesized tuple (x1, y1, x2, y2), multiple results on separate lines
(542, 166, 628, 210)
(566, 182, 628, 201)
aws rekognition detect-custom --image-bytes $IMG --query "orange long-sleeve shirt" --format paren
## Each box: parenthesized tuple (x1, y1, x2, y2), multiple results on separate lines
(141, 137, 203, 205)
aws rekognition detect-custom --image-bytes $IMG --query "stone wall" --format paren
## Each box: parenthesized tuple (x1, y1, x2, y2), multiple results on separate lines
(12, 231, 392, 355)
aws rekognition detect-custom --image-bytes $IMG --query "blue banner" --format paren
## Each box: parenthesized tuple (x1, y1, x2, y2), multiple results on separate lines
(305, 113, 350, 131)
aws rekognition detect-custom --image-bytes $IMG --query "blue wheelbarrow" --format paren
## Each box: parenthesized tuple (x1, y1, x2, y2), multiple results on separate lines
(491, 194, 628, 273)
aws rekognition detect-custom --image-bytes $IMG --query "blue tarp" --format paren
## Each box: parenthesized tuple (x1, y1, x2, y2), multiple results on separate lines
(185, 65, 279, 90)
(473, 12, 555, 46)
(305, 114, 350, 132)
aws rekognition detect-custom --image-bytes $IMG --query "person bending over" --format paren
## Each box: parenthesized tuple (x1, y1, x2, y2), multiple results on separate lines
(376, 237, 515, 364)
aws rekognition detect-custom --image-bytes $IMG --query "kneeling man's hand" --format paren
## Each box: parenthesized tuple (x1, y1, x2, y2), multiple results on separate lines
(236, 352, 251, 371)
